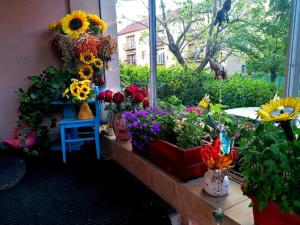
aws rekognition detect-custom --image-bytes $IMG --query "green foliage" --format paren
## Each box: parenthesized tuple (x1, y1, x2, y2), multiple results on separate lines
(17, 66, 73, 154)
(224, 0, 291, 81)
(120, 64, 278, 108)
(239, 123, 300, 215)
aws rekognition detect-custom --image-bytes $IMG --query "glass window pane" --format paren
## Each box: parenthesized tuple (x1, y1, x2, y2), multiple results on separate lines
(117, 0, 292, 108)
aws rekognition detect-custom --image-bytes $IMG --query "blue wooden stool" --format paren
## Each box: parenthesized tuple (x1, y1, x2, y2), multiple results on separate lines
(59, 89, 101, 163)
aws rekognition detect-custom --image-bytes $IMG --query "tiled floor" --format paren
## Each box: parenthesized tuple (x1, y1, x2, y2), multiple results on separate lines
(0, 148, 174, 225)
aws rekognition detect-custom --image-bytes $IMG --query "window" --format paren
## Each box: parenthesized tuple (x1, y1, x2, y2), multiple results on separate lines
(126, 54, 136, 65)
(126, 35, 136, 49)
(141, 50, 146, 60)
(157, 49, 165, 64)
(241, 65, 246, 75)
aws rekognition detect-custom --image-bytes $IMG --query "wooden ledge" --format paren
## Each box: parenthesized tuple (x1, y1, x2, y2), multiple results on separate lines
(102, 135, 254, 225)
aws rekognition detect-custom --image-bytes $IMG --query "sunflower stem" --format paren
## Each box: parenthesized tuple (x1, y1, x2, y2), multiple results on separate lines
(280, 121, 295, 141)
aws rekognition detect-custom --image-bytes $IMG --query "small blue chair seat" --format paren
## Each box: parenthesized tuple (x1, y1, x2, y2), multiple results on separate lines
(59, 89, 101, 163)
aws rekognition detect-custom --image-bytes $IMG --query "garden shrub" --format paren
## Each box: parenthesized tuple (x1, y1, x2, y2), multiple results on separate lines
(120, 64, 279, 108)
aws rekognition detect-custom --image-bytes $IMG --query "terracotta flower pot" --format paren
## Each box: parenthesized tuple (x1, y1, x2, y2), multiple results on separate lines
(77, 101, 94, 120)
(249, 196, 300, 225)
(112, 113, 131, 141)
(147, 139, 207, 181)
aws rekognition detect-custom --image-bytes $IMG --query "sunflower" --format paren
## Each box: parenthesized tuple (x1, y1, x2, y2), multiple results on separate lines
(80, 52, 95, 64)
(80, 84, 91, 94)
(78, 90, 88, 101)
(86, 13, 107, 32)
(94, 58, 103, 68)
(82, 79, 91, 86)
(70, 83, 79, 95)
(48, 20, 61, 31)
(258, 97, 300, 122)
(61, 10, 90, 38)
(78, 65, 94, 79)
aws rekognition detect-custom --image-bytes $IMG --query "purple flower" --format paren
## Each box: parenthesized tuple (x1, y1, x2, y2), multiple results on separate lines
(151, 123, 160, 135)
(123, 111, 137, 120)
(141, 122, 147, 127)
(132, 121, 139, 127)
(135, 110, 148, 118)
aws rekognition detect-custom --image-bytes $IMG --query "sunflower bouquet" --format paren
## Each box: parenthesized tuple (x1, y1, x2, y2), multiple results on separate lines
(48, 10, 117, 87)
(63, 79, 95, 102)
(238, 96, 300, 215)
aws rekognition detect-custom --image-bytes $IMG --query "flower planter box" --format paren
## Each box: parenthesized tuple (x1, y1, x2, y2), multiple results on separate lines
(147, 139, 207, 182)
(250, 196, 300, 225)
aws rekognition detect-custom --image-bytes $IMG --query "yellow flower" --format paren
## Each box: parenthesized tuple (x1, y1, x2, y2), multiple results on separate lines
(80, 52, 95, 64)
(78, 90, 88, 101)
(63, 88, 69, 97)
(70, 83, 79, 95)
(94, 58, 103, 68)
(48, 20, 61, 31)
(78, 65, 94, 79)
(61, 10, 90, 38)
(258, 97, 300, 122)
(86, 13, 107, 32)
(82, 79, 91, 86)
(199, 94, 210, 109)
(80, 84, 91, 94)
(71, 78, 79, 83)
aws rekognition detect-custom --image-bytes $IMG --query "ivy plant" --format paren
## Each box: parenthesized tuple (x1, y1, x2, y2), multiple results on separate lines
(16, 66, 74, 155)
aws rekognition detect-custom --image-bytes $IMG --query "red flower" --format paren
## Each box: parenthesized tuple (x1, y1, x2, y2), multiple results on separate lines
(113, 92, 125, 104)
(124, 85, 140, 96)
(141, 88, 148, 97)
(228, 148, 238, 161)
(104, 90, 113, 102)
(133, 90, 145, 103)
(143, 99, 150, 109)
(98, 91, 106, 101)
(201, 146, 211, 161)
(98, 90, 113, 102)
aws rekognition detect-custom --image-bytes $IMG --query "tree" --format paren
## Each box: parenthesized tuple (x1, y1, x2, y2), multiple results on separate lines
(223, 0, 291, 82)
(118, 0, 291, 78)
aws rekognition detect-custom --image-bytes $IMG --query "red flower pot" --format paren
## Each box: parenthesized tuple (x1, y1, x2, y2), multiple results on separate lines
(147, 139, 207, 182)
(249, 196, 300, 225)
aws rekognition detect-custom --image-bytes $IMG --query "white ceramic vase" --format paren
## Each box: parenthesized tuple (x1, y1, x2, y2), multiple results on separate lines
(203, 169, 230, 197)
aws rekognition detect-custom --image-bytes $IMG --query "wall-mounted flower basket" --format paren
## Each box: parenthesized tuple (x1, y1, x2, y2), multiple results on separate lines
(147, 139, 207, 182)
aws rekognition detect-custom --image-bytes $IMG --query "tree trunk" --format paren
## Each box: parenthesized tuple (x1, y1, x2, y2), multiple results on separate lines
(196, 57, 210, 73)
(169, 44, 186, 65)
(270, 68, 276, 83)
(196, 0, 219, 73)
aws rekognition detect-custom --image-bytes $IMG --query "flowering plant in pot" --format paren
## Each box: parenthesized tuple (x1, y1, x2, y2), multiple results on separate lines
(123, 95, 239, 181)
(62, 79, 95, 119)
(98, 85, 149, 140)
(238, 96, 300, 224)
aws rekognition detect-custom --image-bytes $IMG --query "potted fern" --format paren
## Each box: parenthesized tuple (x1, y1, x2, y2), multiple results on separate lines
(239, 96, 300, 225)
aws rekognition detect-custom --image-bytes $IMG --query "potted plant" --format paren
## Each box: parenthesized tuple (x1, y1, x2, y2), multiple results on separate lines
(98, 85, 149, 141)
(62, 79, 95, 119)
(124, 95, 239, 181)
(238, 96, 300, 225)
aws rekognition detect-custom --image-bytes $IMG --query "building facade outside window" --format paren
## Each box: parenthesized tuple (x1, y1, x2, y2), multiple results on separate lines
(126, 35, 136, 50)
(127, 54, 136, 65)
(157, 49, 165, 65)
(141, 50, 146, 60)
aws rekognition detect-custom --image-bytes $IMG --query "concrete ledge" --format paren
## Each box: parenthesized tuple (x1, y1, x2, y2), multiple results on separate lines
(102, 135, 254, 225)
